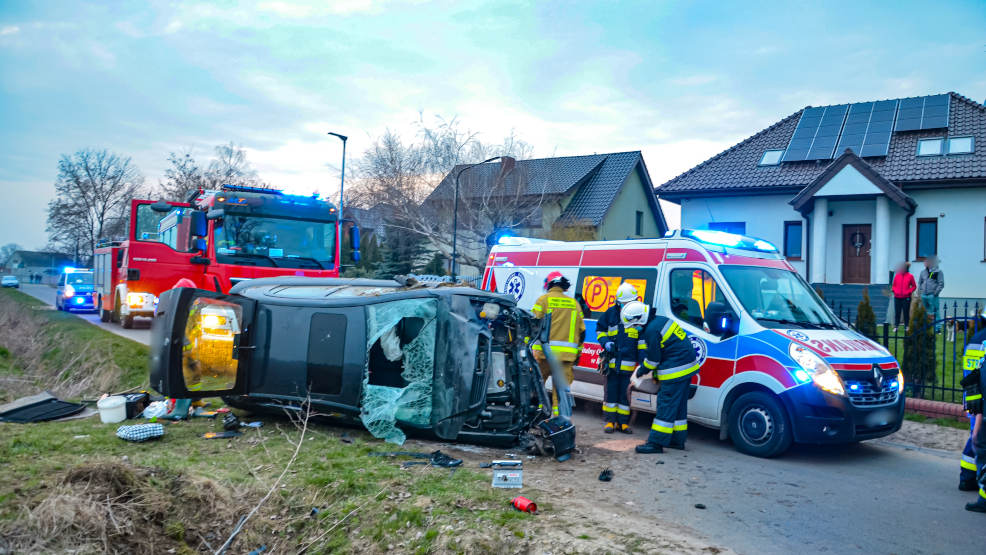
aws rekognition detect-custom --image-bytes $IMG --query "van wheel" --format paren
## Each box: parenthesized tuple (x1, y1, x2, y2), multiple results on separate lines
(122, 314, 135, 329)
(727, 391, 792, 458)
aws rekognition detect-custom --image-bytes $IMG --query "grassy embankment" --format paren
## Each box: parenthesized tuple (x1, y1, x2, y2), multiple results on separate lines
(0, 288, 535, 553)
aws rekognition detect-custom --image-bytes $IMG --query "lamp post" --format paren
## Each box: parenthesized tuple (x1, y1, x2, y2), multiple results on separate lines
(328, 132, 347, 267)
(451, 155, 515, 282)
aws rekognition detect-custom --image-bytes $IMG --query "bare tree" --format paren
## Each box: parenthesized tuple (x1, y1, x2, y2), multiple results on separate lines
(46, 148, 145, 259)
(204, 142, 259, 188)
(159, 150, 207, 200)
(1, 242, 21, 267)
(349, 117, 539, 272)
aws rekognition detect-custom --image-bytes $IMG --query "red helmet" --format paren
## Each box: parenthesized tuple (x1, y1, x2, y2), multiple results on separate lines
(543, 271, 565, 291)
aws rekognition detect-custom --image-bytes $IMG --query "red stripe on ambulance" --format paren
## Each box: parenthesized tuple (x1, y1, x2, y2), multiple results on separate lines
(580, 248, 665, 267)
(537, 250, 582, 266)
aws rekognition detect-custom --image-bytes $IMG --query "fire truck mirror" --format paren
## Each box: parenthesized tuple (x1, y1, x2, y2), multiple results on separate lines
(206, 209, 224, 221)
(189, 210, 208, 237)
(350, 226, 360, 250)
(192, 238, 207, 252)
(149, 200, 172, 213)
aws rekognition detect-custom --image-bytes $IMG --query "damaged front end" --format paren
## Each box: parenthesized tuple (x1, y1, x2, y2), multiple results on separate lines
(149, 277, 573, 457)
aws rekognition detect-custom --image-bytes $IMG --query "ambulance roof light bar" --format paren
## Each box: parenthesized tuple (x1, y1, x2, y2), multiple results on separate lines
(679, 228, 778, 253)
(496, 236, 563, 246)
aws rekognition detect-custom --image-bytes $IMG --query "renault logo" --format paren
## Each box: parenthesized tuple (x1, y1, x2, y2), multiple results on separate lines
(872, 365, 884, 388)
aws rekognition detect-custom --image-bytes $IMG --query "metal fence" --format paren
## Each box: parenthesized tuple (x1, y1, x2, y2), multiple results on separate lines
(828, 299, 983, 405)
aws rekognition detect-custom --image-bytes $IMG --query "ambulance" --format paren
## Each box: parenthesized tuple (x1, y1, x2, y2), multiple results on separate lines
(482, 229, 905, 457)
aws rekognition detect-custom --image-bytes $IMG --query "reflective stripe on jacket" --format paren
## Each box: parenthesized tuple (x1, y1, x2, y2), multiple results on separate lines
(640, 315, 699, 382)
(596, 303, 641, 371)
(531, 287, 585, 362)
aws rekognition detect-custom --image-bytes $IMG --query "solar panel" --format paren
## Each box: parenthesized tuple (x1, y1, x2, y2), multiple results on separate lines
(783, 105, 849, 162)
(894, 94, 950, 131)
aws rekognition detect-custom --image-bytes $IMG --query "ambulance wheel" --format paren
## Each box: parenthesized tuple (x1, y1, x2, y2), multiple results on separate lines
(727, 391, 792, 458)
(122, 314, 135, 329)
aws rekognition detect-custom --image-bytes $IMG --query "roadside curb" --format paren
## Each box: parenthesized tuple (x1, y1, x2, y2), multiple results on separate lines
(905, 397, 964, 420)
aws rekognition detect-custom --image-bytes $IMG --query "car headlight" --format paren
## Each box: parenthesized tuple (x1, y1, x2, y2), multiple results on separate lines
(894, 369, 904, 395)
(789, 343, 845, 396)
(64, 284, 75, 298)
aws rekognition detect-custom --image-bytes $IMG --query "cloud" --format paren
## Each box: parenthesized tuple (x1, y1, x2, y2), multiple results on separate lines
(0, 25, 20, 36)
(668, 74, 718, 86)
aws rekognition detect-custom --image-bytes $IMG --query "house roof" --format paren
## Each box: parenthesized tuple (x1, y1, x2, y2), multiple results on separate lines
(789, 149, 916, 212)
(430, 151, 667, 229)
(9, 250, 74, 268)
(658, 92, 986, 199)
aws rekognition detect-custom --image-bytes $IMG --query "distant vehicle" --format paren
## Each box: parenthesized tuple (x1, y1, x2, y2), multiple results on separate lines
(55, 268, 97, 312)
(1, 275, 18, 288)
(92, 185, 359, 329)
(149, 277, 575, 456)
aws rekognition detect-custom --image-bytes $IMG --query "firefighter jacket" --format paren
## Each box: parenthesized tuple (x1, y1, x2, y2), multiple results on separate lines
(638, 315, 699, 382)
(596, 304, 644, 372)
(531, 286, 586, 363)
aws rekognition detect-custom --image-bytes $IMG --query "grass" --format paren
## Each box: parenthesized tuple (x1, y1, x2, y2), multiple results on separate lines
(904, 412, 970, 430)
(0, 287, 536, 553)
(874, 323, 973, 404)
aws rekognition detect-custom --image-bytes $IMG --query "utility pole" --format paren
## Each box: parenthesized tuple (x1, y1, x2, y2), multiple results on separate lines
(451, 155, 515, 282)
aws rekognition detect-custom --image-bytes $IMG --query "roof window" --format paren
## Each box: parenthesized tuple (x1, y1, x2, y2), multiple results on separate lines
(758, 149, 784, 166)
(916, 138, 943, 156)
(947, 136, 974, 155)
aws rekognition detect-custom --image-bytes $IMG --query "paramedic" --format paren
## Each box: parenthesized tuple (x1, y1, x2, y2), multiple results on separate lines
(595, 282, 640, 433)
(627, 301, 700, 454)
(531, 271, 585, 417)
(960, 308, 986, 512)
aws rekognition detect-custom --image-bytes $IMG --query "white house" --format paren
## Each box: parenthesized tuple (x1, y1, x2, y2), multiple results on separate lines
(657, 92, 986, 309)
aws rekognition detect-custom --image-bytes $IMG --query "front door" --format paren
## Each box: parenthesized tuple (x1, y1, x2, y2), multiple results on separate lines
(842, 224, 871, 284)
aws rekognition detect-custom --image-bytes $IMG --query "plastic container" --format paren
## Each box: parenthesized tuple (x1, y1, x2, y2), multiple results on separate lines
(97, 396, 127, 424)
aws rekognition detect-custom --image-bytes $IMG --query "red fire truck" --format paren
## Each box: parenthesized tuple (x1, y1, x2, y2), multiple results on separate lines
(93, 185, 357, 328)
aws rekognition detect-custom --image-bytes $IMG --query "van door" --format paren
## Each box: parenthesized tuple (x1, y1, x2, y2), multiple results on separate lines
(149, 288, 256, 398)
(660, 264, 741, 420)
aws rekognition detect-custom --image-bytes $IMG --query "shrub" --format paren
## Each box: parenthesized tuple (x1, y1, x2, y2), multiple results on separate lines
(903, 301, 936, 386)
(855, 289, 877, 339)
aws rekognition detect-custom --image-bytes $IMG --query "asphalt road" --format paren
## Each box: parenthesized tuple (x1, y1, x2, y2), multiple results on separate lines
(19, 283, 153, 345)
(16, 283, 984, 552)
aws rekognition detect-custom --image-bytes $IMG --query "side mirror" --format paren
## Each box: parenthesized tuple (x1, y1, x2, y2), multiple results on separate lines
(350, 225, 360, 250)
(206, 209, 224, 221)
(192, 238, 207, 252)
(149, 200, 173, 213)
(189, 210, 207, 237)
(705, 302, 737, 337)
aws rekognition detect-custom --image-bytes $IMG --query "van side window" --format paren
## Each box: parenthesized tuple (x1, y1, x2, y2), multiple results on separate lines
(668, 268, 735, 336)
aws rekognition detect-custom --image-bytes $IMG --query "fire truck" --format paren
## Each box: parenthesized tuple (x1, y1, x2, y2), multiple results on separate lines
(93, 185, 358, 328)
(482, 229, 905, 457)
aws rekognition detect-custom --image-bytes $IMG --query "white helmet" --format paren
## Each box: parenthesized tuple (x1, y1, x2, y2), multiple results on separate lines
(620, 301, 649, 328)
(615, 282, 638, 304)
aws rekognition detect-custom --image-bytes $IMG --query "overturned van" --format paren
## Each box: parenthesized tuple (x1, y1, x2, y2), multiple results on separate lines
(149, 277, 570, 450)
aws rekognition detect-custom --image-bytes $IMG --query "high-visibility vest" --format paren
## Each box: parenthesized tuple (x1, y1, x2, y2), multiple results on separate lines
(531, 287, 585, 362)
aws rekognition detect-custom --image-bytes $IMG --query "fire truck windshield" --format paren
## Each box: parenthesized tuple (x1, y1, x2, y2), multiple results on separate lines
(214, 215, 336, 269)
(719, 266, 840, 330)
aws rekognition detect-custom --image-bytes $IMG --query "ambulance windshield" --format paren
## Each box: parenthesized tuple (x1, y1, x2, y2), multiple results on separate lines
(719, 266, 840, 329)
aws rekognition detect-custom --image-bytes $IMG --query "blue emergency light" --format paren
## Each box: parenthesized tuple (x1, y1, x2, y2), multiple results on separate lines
(74, 297, 85, 304)
(681, 229, 778, 253)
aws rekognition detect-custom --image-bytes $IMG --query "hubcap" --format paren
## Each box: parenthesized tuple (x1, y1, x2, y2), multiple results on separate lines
(739, 406, 773, 445)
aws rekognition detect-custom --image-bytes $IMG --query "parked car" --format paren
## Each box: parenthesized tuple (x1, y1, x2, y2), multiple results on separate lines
(149, 277, 575, 455)
(55, 268, 97, 312)
(1, 275, 18, 288)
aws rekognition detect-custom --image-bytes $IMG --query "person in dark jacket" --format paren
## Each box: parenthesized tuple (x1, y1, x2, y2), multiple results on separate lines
(628, 303, 700, 454)
(918, 256, 944, 332)
(596, 282, 642, 433)
(960, 309, 986, 511)
(892, 262, 917, 331)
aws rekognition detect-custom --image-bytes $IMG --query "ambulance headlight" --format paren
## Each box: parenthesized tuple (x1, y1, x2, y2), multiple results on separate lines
(789, 343, 844, 396)
(893, 369, 904, 395)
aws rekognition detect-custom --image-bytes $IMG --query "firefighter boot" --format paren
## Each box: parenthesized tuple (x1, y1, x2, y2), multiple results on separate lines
(619, 424, 633, 434)
(965, 491, 986, 513)
(959, 477, 979, 491)
(635, 442, 664, 454)
(603, 422, 615, 434)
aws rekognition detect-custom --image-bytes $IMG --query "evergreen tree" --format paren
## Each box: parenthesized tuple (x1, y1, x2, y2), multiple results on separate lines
(903, 301, 936, 388)
(855, 289, 877, 339)
(420, 252, 447, 276)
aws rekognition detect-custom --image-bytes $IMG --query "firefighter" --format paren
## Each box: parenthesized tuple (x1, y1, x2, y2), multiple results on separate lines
(627, 302, 700, 454)
(596, 282, 640, 433)
(531, 271, 585, 417)
(961, 308, 986, 512)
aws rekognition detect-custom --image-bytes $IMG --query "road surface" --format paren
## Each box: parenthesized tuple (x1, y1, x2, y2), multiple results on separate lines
(20, 283, 152, 345)
(16, 283, 984, 553)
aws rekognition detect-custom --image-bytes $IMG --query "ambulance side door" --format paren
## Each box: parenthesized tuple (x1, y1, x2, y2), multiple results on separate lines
(658, 263, 741, 421)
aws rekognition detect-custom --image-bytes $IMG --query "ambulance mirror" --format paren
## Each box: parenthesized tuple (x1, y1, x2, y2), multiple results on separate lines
(705, 302, 737, 337)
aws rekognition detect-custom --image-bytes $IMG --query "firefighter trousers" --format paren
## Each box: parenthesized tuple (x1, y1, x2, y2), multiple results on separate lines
(961, 418, 977, 483)
(647, 378, 689, 447)
(536, 357, 574, 417)
(604, 370, 631, 425)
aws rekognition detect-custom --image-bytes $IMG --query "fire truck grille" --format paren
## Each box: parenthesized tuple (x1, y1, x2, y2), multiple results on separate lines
(844, 379, 898, 407)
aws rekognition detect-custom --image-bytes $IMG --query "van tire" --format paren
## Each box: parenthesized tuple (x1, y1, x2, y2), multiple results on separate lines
(727, 391, 792, 458)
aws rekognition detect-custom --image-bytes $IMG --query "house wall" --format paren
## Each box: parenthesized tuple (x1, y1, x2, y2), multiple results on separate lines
(905, 186, 986, 301)
(597, 167, 663, 240)
(679, 194, 807, 275)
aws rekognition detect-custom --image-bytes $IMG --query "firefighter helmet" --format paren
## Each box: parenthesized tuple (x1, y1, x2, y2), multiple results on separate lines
(620, 301, 649, 328)
(615, 282, 638, 304)
(543, 271, 570, 291)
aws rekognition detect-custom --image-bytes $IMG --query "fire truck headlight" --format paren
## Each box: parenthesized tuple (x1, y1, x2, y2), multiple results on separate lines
(64, 284, 75, 298)
(127, 292, 143, 307)
(789, 343, 844, 396)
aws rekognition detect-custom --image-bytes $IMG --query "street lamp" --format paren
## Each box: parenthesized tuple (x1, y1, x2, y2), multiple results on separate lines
(328, 132, 348, 266)
(451, 155, 515, 282)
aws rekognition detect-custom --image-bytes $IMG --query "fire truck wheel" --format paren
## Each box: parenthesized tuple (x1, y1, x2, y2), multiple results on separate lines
(112, 294, 121, 323)
(727, 391, 792, 458)
(100, 307, 111, 322)
(122, 314, 135, 329)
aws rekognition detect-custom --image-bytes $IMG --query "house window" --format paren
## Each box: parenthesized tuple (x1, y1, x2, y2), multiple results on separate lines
(916, 218, 938, 260)
(783, 221, 803, 259)
(635, 211, 643, 236)
(708, 221, 746, 235)
(758, 149, 784, 166)
(917, 138, 943, 156)
(947, 136, 974, 155)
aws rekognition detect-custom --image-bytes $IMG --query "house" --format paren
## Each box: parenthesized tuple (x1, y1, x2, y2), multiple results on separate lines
(5, 250, 75, 285)
(657, 92, 986, 312)
(429, 151, 669, 277)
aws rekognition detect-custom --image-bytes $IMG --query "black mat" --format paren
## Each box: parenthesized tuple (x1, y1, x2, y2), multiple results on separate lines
(0, 392, 86, 423)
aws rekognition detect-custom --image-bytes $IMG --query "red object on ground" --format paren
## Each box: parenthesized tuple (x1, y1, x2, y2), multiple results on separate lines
(511, 496, 537, 513)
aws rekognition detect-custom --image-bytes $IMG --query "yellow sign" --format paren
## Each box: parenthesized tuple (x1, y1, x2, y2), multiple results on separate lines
(581, 276, 646, 313)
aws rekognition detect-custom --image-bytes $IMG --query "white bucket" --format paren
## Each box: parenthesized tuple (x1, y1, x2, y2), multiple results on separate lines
(97, 396, 127, 424)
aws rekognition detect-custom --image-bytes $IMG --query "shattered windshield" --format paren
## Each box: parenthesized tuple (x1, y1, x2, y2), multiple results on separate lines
(719, 266, 839, 329)
(360, 298, 438, 444)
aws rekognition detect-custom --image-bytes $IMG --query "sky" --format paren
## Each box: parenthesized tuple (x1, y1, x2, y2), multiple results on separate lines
(1, 0, 984, 250)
